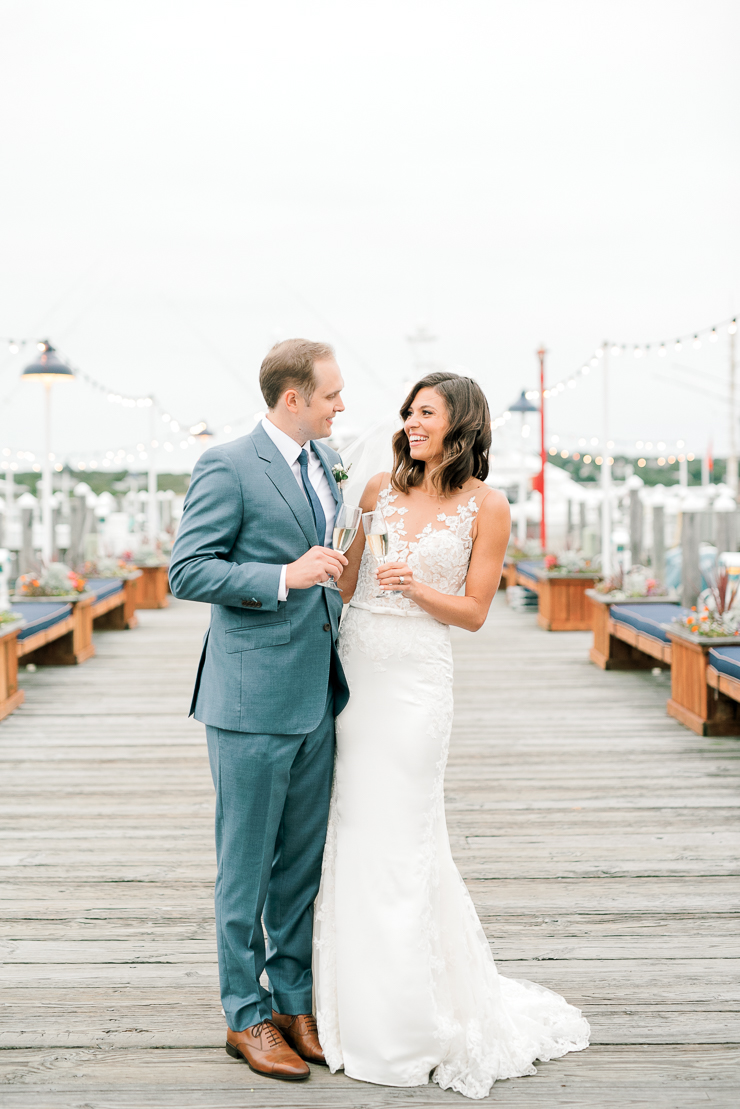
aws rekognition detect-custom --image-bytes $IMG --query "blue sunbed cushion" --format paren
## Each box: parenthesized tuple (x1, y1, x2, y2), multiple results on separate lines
(10, 601, 72, 641)
(708, 645, 740, 682)
(87, 578, 124, 601)
(517, 559, 544, 583)
(610, 602, 685, 644)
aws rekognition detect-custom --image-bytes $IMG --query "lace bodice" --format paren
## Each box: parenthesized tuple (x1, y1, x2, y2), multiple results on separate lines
(350, 485, 480, 618)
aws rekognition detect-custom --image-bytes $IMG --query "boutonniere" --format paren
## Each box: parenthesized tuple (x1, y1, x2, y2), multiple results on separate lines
(331, 462, 351, 488)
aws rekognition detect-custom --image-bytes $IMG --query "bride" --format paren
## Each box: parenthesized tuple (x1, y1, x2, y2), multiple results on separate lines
(313, 371, 590, 1099)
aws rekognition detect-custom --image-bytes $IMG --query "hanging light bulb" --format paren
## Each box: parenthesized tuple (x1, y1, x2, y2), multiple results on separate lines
(730, 319, 738, 335)
(8, 341, 19, 354)
(709, 329, 718, 343)
(693, 335, 701, 349)
(674, 339, 682, 350)
(659, 344, 667, 357)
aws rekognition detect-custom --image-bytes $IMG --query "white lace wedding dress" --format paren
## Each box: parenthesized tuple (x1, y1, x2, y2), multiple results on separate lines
(313, 485, 590, 1099)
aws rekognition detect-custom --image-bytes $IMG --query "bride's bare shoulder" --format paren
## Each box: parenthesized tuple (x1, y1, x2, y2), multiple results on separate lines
(359, 472, 391, 511)
(472, 484, 510, 523)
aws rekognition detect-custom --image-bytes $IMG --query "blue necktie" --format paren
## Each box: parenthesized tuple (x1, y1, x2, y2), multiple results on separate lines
(299, 448, 327, 545)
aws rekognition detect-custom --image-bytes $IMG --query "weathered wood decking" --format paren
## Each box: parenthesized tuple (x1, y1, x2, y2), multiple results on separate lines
(1, 594, 738, 1106)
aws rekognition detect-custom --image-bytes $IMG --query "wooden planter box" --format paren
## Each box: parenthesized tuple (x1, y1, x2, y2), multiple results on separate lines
(16, 594, 96, 667)
(521, 570, 600, 631)
(90, 573, 141, 630)
(0, 622, 25, 722)
(132, 565, 170, 609)
(587, 592, 675, 670)
(666, 628, 740, 737)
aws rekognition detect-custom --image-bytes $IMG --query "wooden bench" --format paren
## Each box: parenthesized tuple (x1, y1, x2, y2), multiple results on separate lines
(87, 574, 141, 630)
(132, 565, 169, 610)
(588, 593, 681, 669)
(667, 632, 740, 737)
(515, 560, 600, 631)
(0, 619, 24, 721)
(12, 595, 95, 666)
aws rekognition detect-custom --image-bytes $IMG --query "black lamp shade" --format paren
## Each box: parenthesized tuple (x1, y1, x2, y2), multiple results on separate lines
(21, 342, 74, 380)
(508, 390, 539, 414)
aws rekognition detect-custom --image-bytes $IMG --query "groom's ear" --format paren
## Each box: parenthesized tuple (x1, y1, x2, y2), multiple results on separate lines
(282, 388, 301, 413)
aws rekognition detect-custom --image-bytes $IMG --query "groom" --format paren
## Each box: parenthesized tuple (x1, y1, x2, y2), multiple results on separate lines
(170, 339, 350, 1081)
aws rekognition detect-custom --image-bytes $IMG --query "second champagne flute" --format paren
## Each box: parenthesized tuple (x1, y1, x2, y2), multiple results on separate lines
(362, 509, 390, 599)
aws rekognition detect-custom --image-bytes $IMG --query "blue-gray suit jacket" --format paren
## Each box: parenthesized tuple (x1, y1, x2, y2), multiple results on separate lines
(169, 424, 349, 735)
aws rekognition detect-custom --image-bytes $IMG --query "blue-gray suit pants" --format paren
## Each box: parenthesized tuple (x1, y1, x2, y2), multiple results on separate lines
(205, 688, 335, 1031)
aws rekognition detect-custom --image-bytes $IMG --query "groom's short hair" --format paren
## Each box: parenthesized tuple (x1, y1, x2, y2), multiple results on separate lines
(260, 338, 335, 408)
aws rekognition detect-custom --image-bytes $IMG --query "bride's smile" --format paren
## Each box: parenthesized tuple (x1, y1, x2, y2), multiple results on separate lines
(404, 387, 448, 464)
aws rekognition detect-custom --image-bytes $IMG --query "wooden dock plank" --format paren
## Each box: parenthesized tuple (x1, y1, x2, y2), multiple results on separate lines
(1, 595, 739, 1105)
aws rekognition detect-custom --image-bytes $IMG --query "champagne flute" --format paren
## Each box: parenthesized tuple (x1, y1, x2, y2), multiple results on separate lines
(319, 503, 362, 590)
(362, 510, 390, 599)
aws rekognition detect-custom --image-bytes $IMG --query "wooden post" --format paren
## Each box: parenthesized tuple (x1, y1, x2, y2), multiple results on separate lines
(653, 505, 666, 584)
(578, 502, 586, 550)
(681, 512, 701, 608)
(629, 489, 643, 566)
(20, 508, 34, 575)
(714, 511, 732, 555)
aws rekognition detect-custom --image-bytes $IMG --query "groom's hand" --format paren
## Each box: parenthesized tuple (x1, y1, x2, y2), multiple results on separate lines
(286, 546, 348, 589)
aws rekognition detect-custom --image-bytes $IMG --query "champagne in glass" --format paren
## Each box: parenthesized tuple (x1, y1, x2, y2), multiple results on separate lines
(319, 503, 362, 590)
(366, 531, 389, 563)
(362, 510, 390, 599)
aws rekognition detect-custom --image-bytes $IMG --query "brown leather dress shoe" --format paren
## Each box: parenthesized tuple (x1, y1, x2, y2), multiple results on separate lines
(225, 1020, 310, 1081)
(272, 1010, 327, 1065)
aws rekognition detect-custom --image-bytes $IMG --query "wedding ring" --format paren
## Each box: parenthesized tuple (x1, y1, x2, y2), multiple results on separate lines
(399, 576, 405, 584)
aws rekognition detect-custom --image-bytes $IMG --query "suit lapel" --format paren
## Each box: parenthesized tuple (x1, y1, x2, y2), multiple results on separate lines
(251, 425, 318, 547)
(312, 440, 343, 507)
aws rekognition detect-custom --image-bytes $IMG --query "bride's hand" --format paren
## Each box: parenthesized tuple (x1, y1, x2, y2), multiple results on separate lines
(376, 560, 419, 599)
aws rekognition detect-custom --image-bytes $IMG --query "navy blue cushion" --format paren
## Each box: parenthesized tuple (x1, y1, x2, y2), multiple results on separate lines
(610, 602, 685, 644)
(517, 559, 543, 583)
(10, 601, 73, 640)
(708, 645, 740, 682)
(87, 578, 124, 601)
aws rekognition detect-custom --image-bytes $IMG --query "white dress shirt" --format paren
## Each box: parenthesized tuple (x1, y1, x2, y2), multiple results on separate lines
(261, 416, 337, 600)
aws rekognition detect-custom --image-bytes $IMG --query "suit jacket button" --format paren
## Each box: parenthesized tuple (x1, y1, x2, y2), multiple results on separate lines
(323, 623, 331, 631)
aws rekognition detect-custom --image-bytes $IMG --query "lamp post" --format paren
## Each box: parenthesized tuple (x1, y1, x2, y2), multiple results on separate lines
(21, 341, 74, 565)
(530, 347, 547, 550)
(146, 397, 158, 547)
(508, 390, 540, 544)
(600, 343, 612, 578)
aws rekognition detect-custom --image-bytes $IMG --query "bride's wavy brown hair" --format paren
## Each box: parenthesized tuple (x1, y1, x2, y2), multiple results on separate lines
(391, 372, 491, 497)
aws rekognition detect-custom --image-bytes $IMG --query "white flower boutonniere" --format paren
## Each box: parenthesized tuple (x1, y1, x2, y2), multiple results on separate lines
(331, 462, 351, 488)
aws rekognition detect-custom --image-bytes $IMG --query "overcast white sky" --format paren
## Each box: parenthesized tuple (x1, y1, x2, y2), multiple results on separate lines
(0, 0, 738, 469)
